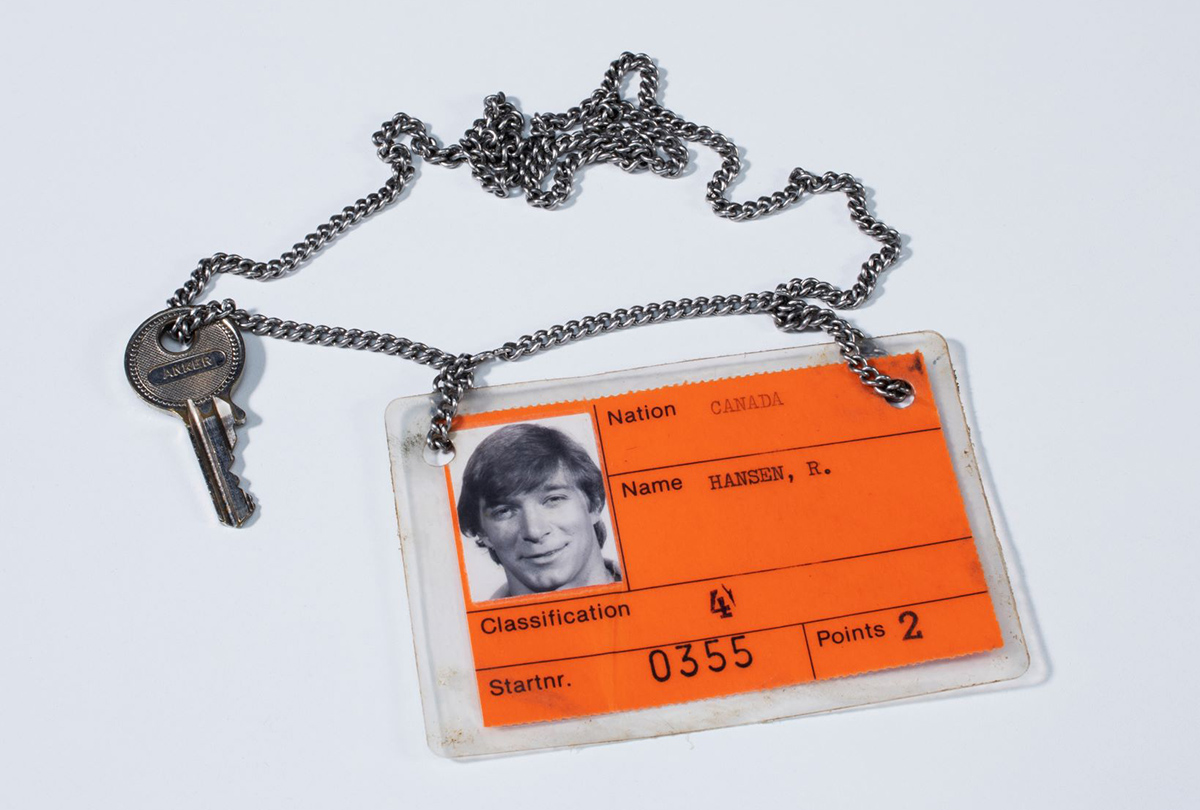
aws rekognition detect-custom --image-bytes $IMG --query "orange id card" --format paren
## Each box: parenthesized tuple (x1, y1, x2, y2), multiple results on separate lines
(437, 350, 1004, 728)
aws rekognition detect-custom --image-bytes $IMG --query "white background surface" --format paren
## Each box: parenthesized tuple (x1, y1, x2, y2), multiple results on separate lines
(1, 1, 1197, 807)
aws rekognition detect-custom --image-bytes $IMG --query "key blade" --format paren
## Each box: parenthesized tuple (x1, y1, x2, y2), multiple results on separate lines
(184, 398, 255, 527)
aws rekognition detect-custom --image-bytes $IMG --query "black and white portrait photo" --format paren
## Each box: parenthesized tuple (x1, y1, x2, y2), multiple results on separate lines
(450, 414, 622, 603)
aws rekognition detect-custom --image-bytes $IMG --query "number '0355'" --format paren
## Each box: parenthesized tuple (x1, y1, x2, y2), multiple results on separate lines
(648, 636, 753, 683)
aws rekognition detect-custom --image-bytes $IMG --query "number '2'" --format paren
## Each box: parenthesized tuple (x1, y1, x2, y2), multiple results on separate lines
(899, 610, 924, 640)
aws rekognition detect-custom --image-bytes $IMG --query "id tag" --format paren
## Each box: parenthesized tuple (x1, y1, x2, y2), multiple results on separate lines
(386, 332, 1028, 756)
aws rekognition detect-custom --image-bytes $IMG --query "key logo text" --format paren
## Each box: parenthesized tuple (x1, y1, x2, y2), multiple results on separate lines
(147, 351, 227, 385)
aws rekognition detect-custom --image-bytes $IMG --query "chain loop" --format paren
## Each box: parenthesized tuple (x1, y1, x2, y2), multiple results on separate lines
(161, 52, 911, 453)
(168, 298, 238, 346)
(767, 293, 913, 403)
(427, 355, 479, 453)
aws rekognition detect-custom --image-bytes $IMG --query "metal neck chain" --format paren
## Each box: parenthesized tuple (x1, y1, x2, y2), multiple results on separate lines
(164, 52, 911, 456)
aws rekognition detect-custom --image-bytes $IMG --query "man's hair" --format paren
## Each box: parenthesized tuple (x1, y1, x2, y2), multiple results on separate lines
(457, 423, 608, 557)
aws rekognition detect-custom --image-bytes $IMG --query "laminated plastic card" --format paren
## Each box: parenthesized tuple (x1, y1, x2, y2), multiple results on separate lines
(386, 333, 1028, 757)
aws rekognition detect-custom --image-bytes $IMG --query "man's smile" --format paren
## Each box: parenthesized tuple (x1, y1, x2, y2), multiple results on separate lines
(521, 545, 567, 564)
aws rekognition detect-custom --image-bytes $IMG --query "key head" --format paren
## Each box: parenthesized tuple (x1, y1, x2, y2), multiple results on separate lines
(126, 308, 245, 412)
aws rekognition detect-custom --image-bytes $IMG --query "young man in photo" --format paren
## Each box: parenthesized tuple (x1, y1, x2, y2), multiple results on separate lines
(456, 423, 620, 599)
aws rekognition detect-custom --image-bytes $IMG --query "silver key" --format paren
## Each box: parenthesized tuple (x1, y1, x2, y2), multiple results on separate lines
(125, 308, 255, 527)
